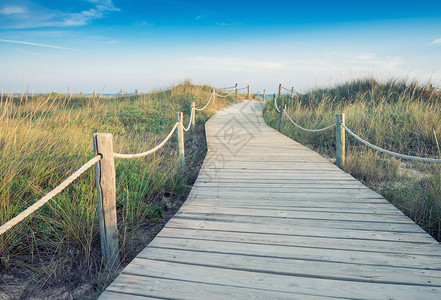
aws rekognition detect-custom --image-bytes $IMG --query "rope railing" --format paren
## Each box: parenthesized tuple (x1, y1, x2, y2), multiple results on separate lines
(0, 83, 239, 269)
(341, 124, 441, 163)
(284, 109, 336, 132)
(195, 93, 213, 111)
(0, 155, 102, 236)
(237, 87, 248, 91)
(214, 90, 235, 98)
(183, 106, 195, 132)
(271, 82, 441, 167)
(114, 122, 179, 159)
(274, 95, 281, 112)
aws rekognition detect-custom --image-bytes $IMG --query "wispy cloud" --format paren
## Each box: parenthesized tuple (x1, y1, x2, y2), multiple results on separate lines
(0, 0, 119, 29)
(0, 6, 27, 15)
(216, 22, 241, 26)
(195, 14, 208, 20)
(429, 38, 441, 45)
(0, 39, 76, 50)
(60, 0, 119, 26)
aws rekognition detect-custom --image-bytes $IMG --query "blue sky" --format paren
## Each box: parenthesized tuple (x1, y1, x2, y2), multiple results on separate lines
(1, 0, 441, 93)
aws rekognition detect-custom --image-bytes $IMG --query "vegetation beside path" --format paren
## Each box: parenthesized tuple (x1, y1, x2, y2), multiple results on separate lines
(264, 78, 441, 242)
(0, 81, 236, 299)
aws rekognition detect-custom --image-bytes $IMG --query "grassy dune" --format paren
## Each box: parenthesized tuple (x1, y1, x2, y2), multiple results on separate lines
(0, 82, 235, 297)
(264, 78, 441, 241)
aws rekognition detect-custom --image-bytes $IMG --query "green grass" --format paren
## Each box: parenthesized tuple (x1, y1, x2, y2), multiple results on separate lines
(0, 81, 235, 298)
(264, 77, 441, 241)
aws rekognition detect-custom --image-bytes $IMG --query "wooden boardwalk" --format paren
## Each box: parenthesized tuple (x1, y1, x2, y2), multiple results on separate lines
(100, 101, 441, 299)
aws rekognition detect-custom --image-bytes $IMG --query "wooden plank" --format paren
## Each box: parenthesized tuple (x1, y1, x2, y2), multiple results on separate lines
(194, 182, 369, 192)
(165, 218, 435, 243)
(137, 247, 441, 286)
(120, 259, 441, 299)
(194, 182, 371, 189)
(189, 188, 386, 202)
(99, 291, 160, 300)
(173, 213, 426, 233)
(157, 227, 441, 256)
(101, 274, 316, 300)
(185, 202, 404, 215)
(177, 205, 412, 223)
(148, 235, 441, 269)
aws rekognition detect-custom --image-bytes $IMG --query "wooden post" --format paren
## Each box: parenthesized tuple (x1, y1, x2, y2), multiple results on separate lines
(278, 84, 282, 101)
(120, 89, 123, 96)
(93, 90, 97, 97)
(273, 94, 277, 107)
(247, 85, 250, 99)
(93, 133, 120, 270)
(336, 113, 346, 168)
(263, 89, 266, 102)
(278, 104, 286, 132)
(212, 88, 216, 106)
(235, 83, 238, 100)
(135, 90, 138, 96)
(190, 102, 195, 130)
(291, 87, 294, 102)
(176, 112, 185, 171)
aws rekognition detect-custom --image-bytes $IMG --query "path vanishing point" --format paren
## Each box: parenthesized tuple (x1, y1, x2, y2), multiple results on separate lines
(99, 101, 441, 299)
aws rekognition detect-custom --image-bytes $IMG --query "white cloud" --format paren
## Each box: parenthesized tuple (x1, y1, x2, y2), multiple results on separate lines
(195, 15, 208, 20)
(0, 39, 76, 50)
(0, 1, 119, 28)
(0, 6, 27, 15)
(430, 38, 441, 45)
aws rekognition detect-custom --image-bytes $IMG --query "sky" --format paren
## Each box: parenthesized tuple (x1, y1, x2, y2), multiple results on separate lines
(0, 0, 441, 93)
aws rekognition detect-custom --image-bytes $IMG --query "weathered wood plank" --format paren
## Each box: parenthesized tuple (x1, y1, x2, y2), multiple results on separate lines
(137, 247, 441, 286)
(166, 217, 434, 243)
(120, 259, 441, 299)
(177, 205, 412, 223)
(101, 274, 316, 300)
(148, 235, 441, 269)
(157, 227, 441, 256)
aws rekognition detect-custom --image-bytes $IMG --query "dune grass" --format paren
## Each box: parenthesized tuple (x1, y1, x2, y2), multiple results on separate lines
(0, 81, 236, 298)
(264, 77, 441, 241)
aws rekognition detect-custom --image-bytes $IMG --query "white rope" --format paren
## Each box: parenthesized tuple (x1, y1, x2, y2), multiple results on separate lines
(114, 122, 179, 159)
(183, 108, 194, 132)
(284, 109, 336, 132)
(237, 87, 248, 91)
(274, 96, 281, 112)
(214, 90, 235, 98)
(0, 155, 102, 236)
(195, 94, 213, 111)
(341, 124, 441, 163)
